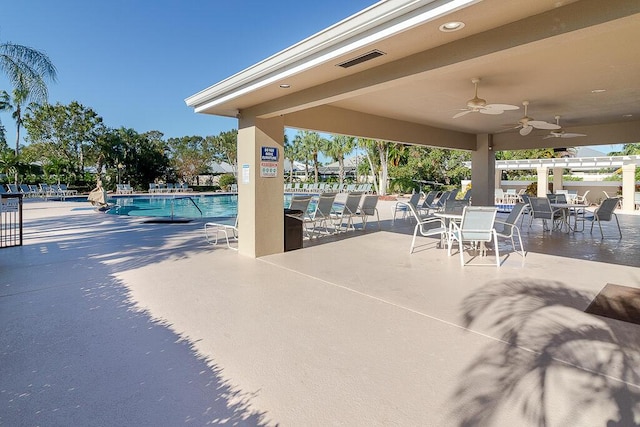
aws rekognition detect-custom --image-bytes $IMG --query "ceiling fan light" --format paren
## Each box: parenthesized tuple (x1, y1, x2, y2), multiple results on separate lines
(439, 21, 465, 32)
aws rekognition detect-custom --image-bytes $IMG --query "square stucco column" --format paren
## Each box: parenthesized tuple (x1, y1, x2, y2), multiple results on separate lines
(237, 116, 285, 257)
(553, 167, 564, 192)
(621, 163, 636, 212)
(471, 134, 495, 206)
(537, 167, 549, 197)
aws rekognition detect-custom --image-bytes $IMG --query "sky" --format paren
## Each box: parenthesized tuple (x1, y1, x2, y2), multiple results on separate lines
(0, 0, 622, 157)
(0, 0, 375, 147)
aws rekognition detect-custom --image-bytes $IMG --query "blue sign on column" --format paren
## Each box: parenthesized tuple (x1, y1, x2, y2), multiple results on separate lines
(261, 147, 278, 161)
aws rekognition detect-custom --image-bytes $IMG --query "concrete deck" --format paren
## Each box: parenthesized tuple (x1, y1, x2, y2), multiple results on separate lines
(1, 197, 639, 426)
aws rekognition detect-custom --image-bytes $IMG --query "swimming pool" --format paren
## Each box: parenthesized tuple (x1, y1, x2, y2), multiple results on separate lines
(105, 194, 315, 219)
(106, 194, 239, 220)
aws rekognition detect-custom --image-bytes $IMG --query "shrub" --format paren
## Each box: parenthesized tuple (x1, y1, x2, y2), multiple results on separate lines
(218, 174, 236, 190)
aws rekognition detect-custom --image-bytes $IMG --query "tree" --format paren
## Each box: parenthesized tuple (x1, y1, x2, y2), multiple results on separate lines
(0, 42, 57, 156)
(299, 131, 327, 183)
(23, 101, 105, 184)
(322, 135, 355, 185)
(292, 132, 310, 181)
(167, 135, 214, 184)
(211, 130, 238, 175)
(357, 138, 392, 195)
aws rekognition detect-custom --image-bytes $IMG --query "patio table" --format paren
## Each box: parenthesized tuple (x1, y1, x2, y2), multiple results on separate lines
(551, 203, 588, 232)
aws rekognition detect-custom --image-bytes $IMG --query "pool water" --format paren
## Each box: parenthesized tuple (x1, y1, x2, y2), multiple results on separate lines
(106, 195, 238, 219)
(104, 194, 318, 219)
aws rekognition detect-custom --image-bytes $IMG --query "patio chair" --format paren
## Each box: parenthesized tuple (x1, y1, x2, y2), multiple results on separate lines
(305, 192, 337, 236)
(434, 190, 452, 209)
(586, 197, 622, 238)
(392, 192, 421, 223)
(494, 202, 527, 257)
(288, 195, 312, 219)
(354, 194, 380, 230)
(6, 184, 20, 194)
(204, 217, 238, 250)
(418, 191, 439, 216)
(574, 190, 590, 205)
(408, 202, 447, 254)
(447, 206, 500, 267)
(527, 197, 563, 231)
(331, 192, 363, 232)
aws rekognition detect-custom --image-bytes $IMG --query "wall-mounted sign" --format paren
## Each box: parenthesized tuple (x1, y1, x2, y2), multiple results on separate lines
(261, 146, 278, 162)
(260, 162, 278, 178)
(242, 164, 250, 184)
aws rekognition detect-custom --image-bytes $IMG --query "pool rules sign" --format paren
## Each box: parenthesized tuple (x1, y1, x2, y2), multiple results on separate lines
(260, 146, 278, 178)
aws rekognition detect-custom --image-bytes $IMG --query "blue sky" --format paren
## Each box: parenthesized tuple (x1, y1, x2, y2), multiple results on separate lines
(1, 0, 375, 147)
(1, 1, 621, 156)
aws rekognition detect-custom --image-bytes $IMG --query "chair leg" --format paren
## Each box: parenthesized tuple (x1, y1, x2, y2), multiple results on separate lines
(410, 224, 419, 254)
(493, 232, 500, 267)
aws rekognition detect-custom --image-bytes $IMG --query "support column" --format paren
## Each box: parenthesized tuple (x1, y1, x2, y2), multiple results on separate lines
(494, 168, 502, 189)
(553, 167, 563, 193)
(537, 167, 549, 197)
(621, 163, 636, 212)
(237, 115, 285, 257)
(471, 134, 495, 206)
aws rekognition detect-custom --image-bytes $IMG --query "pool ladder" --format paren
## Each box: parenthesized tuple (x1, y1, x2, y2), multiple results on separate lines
(170, 196, 202, 219)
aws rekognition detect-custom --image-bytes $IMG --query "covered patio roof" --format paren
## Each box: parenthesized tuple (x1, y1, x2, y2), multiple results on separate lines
(496, 155, 640, 170)
(186, 0, 640, 151)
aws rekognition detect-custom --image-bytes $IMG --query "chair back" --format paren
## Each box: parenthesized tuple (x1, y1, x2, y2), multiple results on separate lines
(520, 194, 530, 205)
(444, 199, 469, 215)
(595, 198, 619, 221)
(496, 203, 527, 236)
(314, 193, 337, 218)
(448, 189, 459, 200)
(462, 189, 472, 201)
(344, 192, 364, 214)
(421, 191, 438, 208)
(460, 206, 498, 242)
(406, 192, 421, 208)
(436, 191, 451, 207)
(359, 195, 379, 215)
(529, 197, 553, 219)
(288, 195, 312, 214)
(546, 193, 559, 203)
(554, 193, 567, 203)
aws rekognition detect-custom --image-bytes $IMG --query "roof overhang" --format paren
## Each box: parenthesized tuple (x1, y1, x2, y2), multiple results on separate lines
(186, 0, 640, 151)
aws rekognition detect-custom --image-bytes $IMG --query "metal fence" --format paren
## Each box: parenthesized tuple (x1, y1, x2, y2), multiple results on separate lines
(1, 194, 23, 248)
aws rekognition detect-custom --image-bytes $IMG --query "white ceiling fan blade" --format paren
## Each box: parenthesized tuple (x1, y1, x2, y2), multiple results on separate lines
(453, 110, 472, 119)
(479, 108, 504, 115)
(520, 125, 533, 136)
(528, 120, 561, 130)
(485, 103, 519, 111)
(560, 132, 586, 138)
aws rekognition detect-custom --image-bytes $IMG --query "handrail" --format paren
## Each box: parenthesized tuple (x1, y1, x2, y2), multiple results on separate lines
(171, 196, 203, 219)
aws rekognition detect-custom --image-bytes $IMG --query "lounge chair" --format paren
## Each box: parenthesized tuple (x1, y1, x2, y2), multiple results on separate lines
(288, 195, 312, 217)
(574, 190, 590, 205)
(354, 194, 380, 230)
(306, 192, 338, 236)
(331, 192, 363, 232)
(586, 197, 621, 238)
(494, 202, 527, 257)
(6, 184, 20, 194)
(392, 192, 421, 223)
(418, 191, 439, 216)
(204, 217, 238, 249)
(447, 206, 500, 267)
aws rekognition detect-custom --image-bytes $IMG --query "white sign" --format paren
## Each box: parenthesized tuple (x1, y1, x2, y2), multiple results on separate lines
(260, 162, 278, 178)
(242, 164, 250, 184)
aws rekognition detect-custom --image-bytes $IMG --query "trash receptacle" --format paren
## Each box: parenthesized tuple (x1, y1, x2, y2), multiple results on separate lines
(284, 209, 304, 251)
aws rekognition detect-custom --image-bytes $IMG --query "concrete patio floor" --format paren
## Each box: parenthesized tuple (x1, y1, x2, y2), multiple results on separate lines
(1, 197, 639, 426)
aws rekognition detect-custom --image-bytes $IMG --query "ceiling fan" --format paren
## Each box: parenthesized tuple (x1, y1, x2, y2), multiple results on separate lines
(543, 115, 587, 139)
(503, 101, 561, 136)
(453, 78, 519, 119)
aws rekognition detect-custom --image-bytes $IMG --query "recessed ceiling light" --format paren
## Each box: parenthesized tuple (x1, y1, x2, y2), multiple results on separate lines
(279, 84, 291, 89)
(591, 89, 606, 93)
(623, 114, 633, 118)
(439, 21, 465, 32)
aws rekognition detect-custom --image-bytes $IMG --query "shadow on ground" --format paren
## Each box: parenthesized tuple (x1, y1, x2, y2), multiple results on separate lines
(451, 279, 640, 427)
(0, 213, 273, 426)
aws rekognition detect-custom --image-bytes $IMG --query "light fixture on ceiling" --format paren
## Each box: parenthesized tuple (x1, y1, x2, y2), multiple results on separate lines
(439, 21, 465, 32)
(623, 114, 633, 118)
(279, 84, 291, 89)
(591, 89, 606, 93)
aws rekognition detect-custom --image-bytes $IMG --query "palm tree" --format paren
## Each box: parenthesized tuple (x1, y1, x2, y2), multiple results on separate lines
(0, 41, 57, 156)
(300, 131, 327, 183)
(322, 135, 355, 185)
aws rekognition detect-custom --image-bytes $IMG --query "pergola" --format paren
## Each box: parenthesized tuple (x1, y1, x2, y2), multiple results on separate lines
(186, 0, 640, 257)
